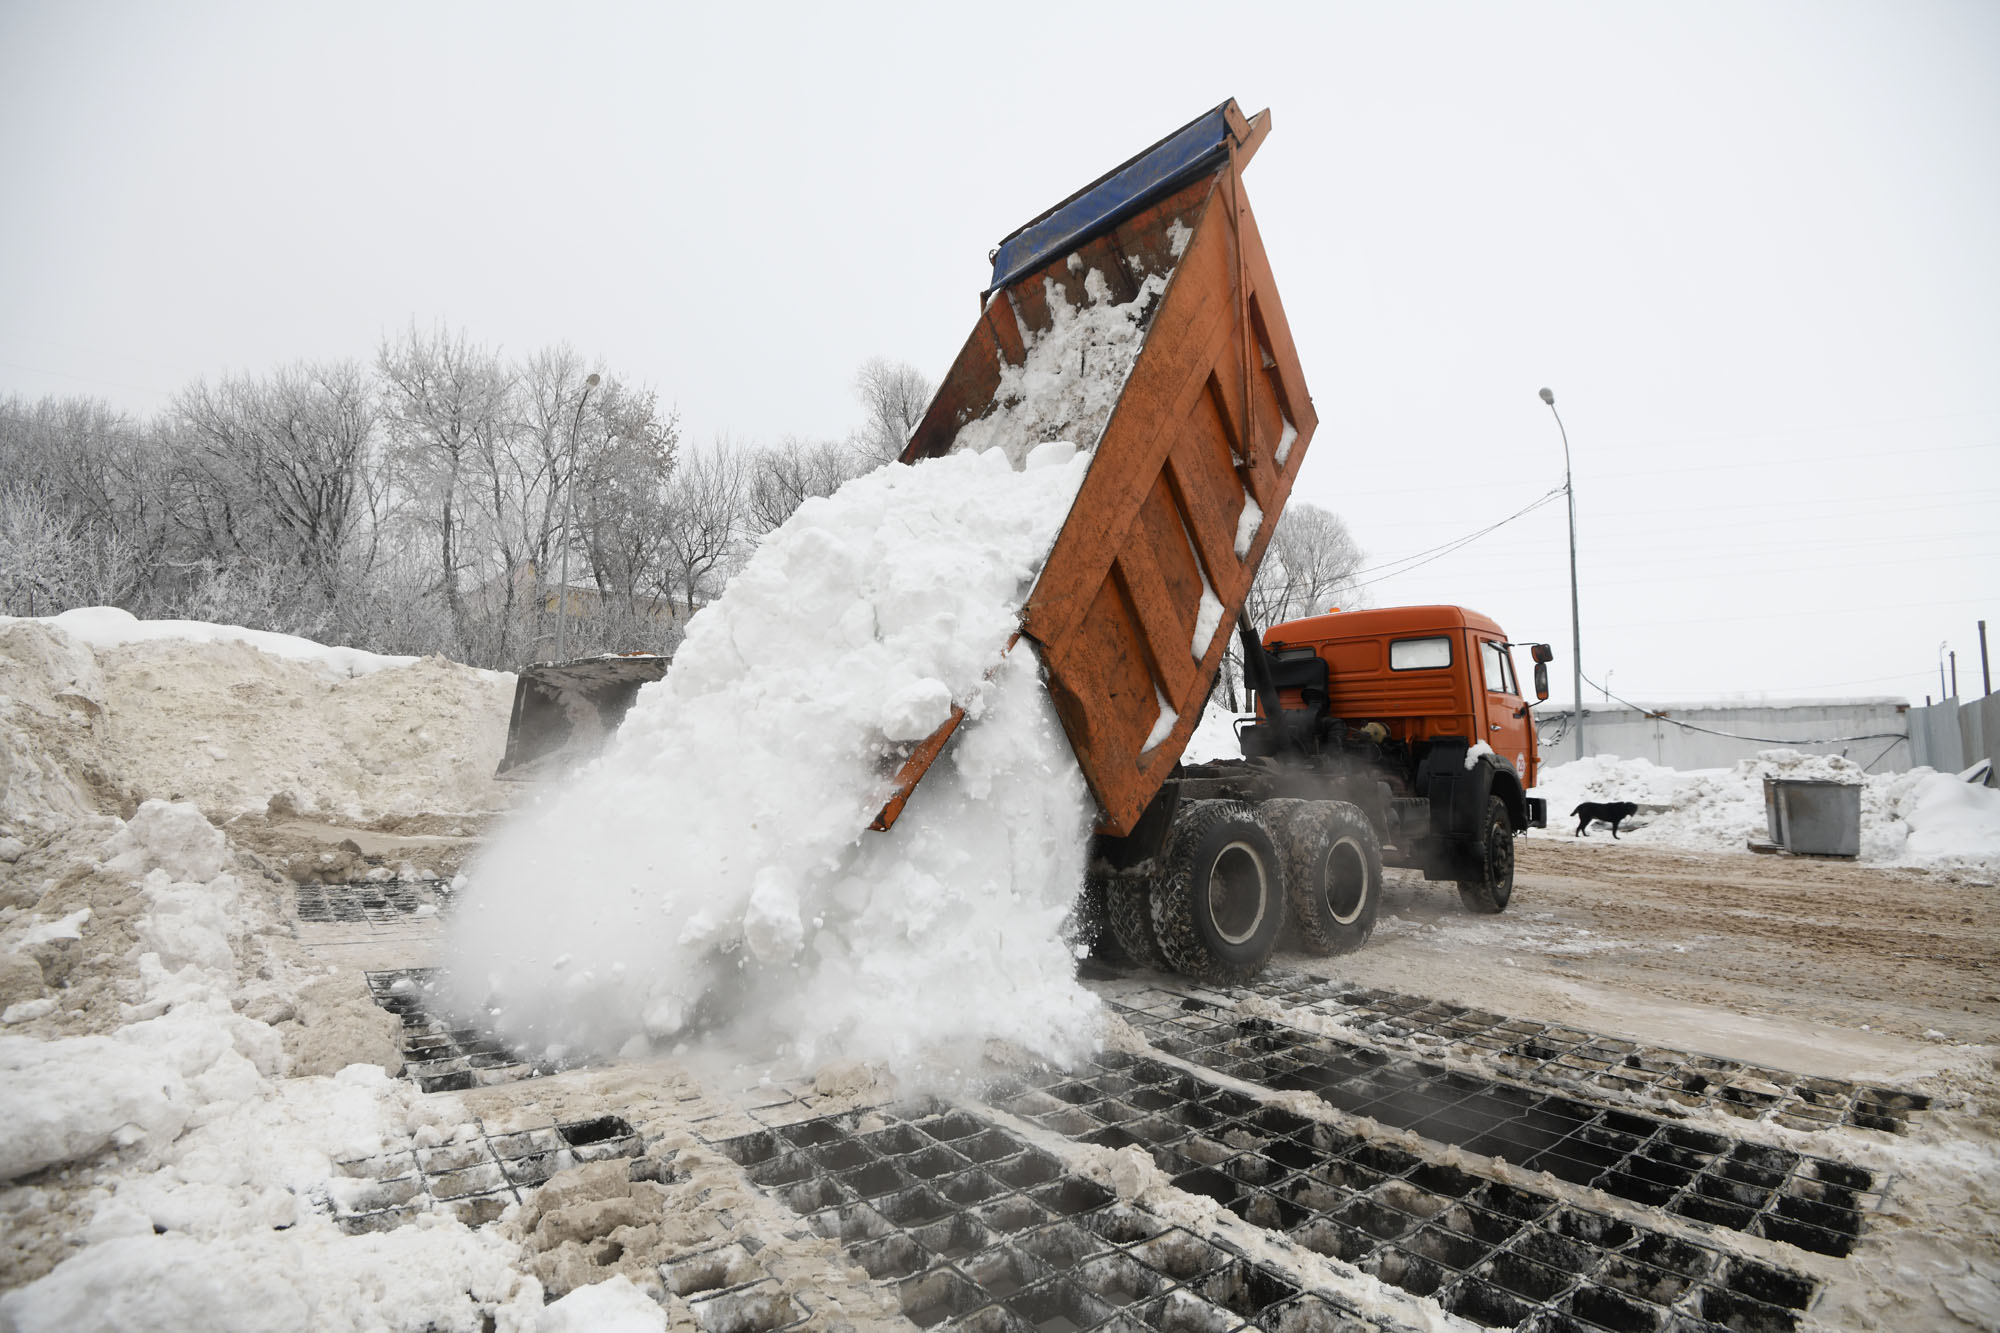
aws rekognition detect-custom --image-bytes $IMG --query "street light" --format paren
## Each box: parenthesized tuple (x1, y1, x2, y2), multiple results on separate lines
(1540, 387, 1585, 761)
(553, 372, 602, 662)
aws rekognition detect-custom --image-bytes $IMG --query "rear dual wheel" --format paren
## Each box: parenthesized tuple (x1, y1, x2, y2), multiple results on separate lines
(1150, 800, 1284, 985)
(1265, 799, 1383, 955)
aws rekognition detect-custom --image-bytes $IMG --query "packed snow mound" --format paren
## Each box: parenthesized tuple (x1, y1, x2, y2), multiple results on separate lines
(444, 445, 1101, 1073)
(0, 618, 514, 830)
(1532, 749, 2000, 869)
(1185, 701, 1250, 762)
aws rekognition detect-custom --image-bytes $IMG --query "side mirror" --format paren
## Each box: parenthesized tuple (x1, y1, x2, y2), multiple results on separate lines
(1531, 643, 1554, 664)
(1534, 661, 1550, 701)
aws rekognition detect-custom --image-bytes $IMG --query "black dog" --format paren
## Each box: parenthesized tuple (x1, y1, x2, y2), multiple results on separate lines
(1572, 801, 1639, 838)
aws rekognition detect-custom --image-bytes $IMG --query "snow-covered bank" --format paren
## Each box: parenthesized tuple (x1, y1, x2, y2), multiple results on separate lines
(0, 613, 513, 832)
(1531, 749, 2000, 870)
(25, 607, 432, 680)
(444, 444, 1102, 1076)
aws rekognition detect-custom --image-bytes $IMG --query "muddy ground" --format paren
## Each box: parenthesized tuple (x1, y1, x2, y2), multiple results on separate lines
(7, 813, 1996, 1331)
(1350, 838, 1999, 1047)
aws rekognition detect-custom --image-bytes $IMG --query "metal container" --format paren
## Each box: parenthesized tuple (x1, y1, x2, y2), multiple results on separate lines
(1762, 777, 1861, 857)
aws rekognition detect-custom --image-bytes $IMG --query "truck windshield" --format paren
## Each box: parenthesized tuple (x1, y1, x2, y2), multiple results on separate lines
(1389, 637, 1451, 670)
(1480, 640, 1518, 695)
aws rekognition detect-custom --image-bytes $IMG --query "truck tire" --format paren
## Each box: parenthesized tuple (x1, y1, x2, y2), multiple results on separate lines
(1106, 874, 1169, 969)
(1151, 800, 1284, 984)
(1456, 796, 1515, 915)
(1269, 800, 1382, 955)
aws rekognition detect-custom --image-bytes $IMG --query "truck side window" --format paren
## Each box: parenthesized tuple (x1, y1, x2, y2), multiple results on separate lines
(1389, 637, 1451, 670)
(1480, 640, 1518, 695)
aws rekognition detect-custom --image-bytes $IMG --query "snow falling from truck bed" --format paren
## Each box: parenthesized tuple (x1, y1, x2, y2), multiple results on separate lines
(446, 251, 1183, 1077)
(442, 444, 1100, 1075)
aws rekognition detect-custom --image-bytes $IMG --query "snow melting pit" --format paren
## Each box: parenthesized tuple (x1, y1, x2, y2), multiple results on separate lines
(708, 1101, 1383, 1332)
(325, 1116, 646, 1233)
(1239, 971, 1933, 1134)
(295, 878, 448, 923)
(684, 1280, 805, 1333)
(993, 1050, 1821, 1333)
(364, 967, 580, 1092)
(1115, 996, 1877, 1259)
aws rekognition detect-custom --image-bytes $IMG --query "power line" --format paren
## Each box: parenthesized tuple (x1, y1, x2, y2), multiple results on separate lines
(1346, 485, 1567, 589)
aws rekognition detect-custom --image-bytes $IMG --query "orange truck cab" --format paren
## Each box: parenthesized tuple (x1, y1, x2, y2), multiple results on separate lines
(1264, 604, 1548, 796)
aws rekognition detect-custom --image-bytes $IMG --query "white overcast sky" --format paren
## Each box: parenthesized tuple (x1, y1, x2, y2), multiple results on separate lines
(3, 1, 1995, 714)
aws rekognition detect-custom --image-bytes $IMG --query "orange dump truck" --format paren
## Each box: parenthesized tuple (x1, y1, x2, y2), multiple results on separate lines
(882, 100, 1551, 984)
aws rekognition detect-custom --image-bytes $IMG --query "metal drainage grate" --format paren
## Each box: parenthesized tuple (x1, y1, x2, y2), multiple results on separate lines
(1237, 972, 1931, 1135)
(297, 879, 449, 923)
(991, 1051, 1824, 1332)
(710, 1102, 1406, 1332)
(1115, 998, 1878, 1260)
(326, 1114, 642, 1233)
(364, 968, 578, 1092)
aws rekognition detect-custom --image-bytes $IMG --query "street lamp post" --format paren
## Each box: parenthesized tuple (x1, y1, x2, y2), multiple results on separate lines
(553, 372, 602, 663)
(1540, 388, 1585, 761)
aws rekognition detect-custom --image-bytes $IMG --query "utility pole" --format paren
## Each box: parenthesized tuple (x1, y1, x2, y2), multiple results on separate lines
(1541, 388, 1585, 761)
(1950, 651, 1958, 699)
(1980, 620, 1991, 697)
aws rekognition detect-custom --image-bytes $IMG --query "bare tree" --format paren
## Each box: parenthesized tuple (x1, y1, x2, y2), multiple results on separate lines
(653, 438, 748, 619)
(168, 361, 381, 626)
(746, 435, 861, 534)
(851, 357, 934, 465)
(1223, 502, 1367, 709)
(376, 322, 513, 650)
(575, 379, 680, 627)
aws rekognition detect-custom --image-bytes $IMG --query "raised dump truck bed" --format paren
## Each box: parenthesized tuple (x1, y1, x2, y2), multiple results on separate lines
(888, 100, 1547, 988)
(889, 99, 1317, 837)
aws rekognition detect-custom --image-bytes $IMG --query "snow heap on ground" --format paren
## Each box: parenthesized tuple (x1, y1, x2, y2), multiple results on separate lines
(947, 236, 1184, 467)
(0, 800, 543, 1329)
(1532, 749, 2000, 869)
(35, 606, 423, 678)
(444, 443, 1102, 1076)
(0, 612, 513, 830)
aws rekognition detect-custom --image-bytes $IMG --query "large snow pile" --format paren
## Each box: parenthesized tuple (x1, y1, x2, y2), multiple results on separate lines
(444, 443, 1102, 1075)
(1531, 749, 2000, 869)
(0, 613, 513, 830)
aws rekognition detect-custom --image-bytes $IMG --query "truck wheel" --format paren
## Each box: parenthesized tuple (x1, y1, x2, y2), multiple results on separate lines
(1151, 800, 1284, 984)
(1272, 800, 1382, 955)
(1105, 874, 1168, 969)
(1456, 796, 1515, 915)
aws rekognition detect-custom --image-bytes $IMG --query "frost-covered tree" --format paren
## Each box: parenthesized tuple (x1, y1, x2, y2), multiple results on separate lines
(168, 361, 381, 625)
(574, 379, 680, 631)
(0, 396, 168, 614)
(851, 357, 933, 465)
(376, 323, 513, 650)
